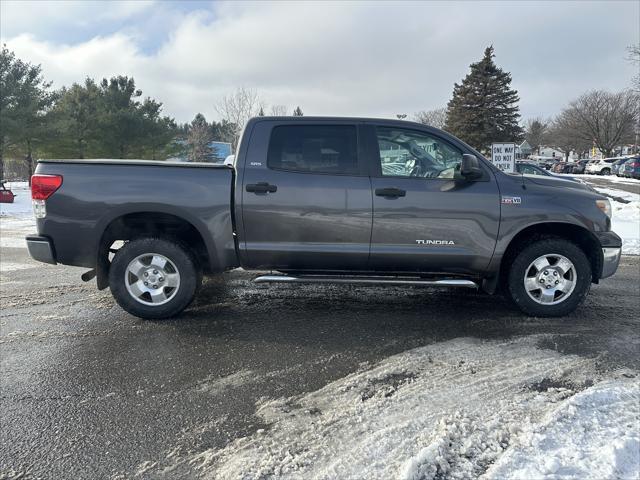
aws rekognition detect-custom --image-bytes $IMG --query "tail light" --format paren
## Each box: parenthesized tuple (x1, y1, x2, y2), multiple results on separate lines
(31, 174, 62, 218)
(32, 174, 63, 200)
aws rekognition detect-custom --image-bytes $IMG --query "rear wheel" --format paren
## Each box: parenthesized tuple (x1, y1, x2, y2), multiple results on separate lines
(601, 168, 611, 175)
(109, 238, 201, 319)
(506, 238, 591, 317)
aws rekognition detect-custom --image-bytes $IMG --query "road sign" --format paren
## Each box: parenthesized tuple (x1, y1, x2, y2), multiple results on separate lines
(491, 143, 516, 173)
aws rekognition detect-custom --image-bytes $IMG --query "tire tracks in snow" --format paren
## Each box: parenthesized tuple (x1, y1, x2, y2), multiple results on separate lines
(132, 335, 636, 479)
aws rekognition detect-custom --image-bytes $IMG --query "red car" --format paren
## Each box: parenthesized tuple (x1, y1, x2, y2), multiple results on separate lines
(0, 183, 16, 203)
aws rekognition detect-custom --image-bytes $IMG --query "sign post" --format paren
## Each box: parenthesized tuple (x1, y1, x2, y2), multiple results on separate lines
(491, 143, 516, 173)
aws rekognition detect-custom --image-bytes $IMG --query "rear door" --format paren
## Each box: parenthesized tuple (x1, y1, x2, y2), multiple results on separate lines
(239, 120, 372, 271)
(365, 123, 500, 274)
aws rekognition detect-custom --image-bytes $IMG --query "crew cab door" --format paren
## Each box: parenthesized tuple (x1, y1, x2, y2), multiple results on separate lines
(365, 124, 500, 274)
(238, 120, 372, 270)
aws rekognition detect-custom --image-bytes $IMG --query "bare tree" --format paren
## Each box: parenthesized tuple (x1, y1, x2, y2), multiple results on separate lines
(553, 90, 639, 158)
(215, 87, 264, 150)
(627, 44, 639, 92)
(547, 113, 591, 160)
(269, 104, 288, 116)
(414, 108, 446, 129)
(524, 117, 550, 154)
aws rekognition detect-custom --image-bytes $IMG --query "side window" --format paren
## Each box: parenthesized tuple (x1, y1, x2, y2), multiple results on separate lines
(267, 125, 358, 175)
(520, 165, 539, 175)
(376, 126, 463, 179)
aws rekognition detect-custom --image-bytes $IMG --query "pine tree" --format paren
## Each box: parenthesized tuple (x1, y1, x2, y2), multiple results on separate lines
(445, 46, 523, 152)
(293, 106, 303, 116)
(258, 107, 265, 116)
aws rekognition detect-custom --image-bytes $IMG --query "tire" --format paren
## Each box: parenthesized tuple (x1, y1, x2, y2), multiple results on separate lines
(109, 237, 201, 319)
(601, 168, 611, 175)
(506, 238, 591, 317)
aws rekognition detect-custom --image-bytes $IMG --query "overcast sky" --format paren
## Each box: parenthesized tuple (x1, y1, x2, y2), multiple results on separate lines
(1, 0, 638, 124)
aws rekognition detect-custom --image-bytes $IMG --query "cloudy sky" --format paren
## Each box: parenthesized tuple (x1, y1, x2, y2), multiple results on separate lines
(1, 0, 638, 124)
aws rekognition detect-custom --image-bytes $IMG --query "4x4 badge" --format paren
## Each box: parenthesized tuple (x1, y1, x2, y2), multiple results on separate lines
(501, 196, 522, 205)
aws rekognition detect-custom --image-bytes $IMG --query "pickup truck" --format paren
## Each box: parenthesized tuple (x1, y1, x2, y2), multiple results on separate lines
(26, 117, 622, 319)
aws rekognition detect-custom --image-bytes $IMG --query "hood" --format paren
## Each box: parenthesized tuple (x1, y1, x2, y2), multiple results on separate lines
(522, 174, 595, 192)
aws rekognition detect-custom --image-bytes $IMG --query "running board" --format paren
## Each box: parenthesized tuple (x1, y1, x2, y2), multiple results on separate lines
(253, 274, 479, 288)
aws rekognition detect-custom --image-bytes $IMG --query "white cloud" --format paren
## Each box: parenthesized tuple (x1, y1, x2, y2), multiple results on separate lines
(0, 0, 155, 37)
(2, 1, 638, 124)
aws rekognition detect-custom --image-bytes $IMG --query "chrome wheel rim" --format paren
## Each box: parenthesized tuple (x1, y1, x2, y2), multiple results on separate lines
(524, 253, 576, 305)
(125, 253, 180, 306)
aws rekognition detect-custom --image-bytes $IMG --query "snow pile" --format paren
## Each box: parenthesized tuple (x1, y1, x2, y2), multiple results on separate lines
(593, 186, 640, 255)
(0, 181, 32, 218)
(484, 379, 640, 479)
(147, 336, 640, 480)
(0, 182, 35, 249)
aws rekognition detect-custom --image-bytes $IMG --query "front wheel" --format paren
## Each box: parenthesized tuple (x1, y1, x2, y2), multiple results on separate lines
(506, 238, 591, 317)
(109, 238, 201, 319)
(601, 168, 611, 175)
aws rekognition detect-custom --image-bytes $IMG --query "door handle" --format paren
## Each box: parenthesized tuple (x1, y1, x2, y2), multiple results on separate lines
(246, 182, 277, 194)
(375, 187, 406, 198)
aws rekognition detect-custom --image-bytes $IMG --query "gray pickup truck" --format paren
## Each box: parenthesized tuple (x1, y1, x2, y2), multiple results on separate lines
(26, 117, 621, 319)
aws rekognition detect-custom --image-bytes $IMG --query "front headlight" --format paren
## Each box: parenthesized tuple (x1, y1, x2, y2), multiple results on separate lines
(596, 199, 612, 218)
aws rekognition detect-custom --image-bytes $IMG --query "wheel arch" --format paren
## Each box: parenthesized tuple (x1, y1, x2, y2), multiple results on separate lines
(95, 209, 218, 290)
(498, 222, 603, 290)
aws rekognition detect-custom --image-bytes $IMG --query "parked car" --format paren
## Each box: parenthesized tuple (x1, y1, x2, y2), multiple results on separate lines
(552, 162, 574, 174)
(515, 162, 594, 192)
(0, 182, 15, 203)
(26, 116, 621, 319)
(612, 158, 631, 176)
(571, 159, 590, 174)
(585, 157, 619, 175)
(622, 157, 640, 179)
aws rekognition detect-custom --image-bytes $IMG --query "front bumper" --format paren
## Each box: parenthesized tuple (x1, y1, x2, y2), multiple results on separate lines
(26, 235, 57, 265)
(595, 231, 622, 279)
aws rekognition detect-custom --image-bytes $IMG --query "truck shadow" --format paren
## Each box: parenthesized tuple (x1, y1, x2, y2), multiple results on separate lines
(163, 271, 614, 362)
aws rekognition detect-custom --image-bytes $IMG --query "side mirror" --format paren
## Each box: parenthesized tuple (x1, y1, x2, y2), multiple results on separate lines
(460, 154, 482, 180)
(224, 155, 235, 167)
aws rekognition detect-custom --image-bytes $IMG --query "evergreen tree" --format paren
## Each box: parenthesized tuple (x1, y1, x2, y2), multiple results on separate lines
(293, 106, 304, 116)
(258, 107, 265, 116)
(0, 45, 55, 180)
(445, 46, 523, 152)
(46, 78, 101, 159)
(186, 113, 214, 162)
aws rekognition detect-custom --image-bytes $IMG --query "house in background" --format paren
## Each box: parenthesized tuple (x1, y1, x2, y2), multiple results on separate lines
(515, 140, 532, 159)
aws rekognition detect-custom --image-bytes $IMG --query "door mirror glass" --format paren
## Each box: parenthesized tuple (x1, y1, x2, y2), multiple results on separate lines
(460, 154, 482, 180)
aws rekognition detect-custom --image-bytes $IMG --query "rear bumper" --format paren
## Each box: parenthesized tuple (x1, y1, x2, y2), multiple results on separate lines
(595, 231, 622, 279)
(26, 235, 57, 265)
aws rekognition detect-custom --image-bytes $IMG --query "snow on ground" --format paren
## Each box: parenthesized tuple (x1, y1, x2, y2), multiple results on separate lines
(569, 173, 640, 186)
(484, 379, 640, 480)
(0, 182, 36, 266)
(591, 186, 640, 256)
(0, 181, 33, 218)
(152, 336, 638, 479)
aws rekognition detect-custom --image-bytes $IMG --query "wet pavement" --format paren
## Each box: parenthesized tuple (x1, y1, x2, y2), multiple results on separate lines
(1, 241, 639, 479)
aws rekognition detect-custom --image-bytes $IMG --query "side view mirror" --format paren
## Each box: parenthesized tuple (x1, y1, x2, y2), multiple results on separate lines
(460, 154, 482, 180)
(224, 155, 235, 167)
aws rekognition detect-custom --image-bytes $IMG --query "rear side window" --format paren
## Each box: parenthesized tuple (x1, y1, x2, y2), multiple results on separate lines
(267, 125, 358, 175)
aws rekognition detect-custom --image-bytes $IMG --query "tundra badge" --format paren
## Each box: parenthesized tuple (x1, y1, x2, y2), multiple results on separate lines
(416, 240, 456, 245)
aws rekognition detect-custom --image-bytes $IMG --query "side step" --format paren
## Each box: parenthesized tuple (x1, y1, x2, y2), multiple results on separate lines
(253, 274, 479, 288)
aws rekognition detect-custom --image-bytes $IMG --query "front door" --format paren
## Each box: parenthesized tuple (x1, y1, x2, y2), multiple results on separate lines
(367, 124, 500, 275)
(240, 121, 372, 271)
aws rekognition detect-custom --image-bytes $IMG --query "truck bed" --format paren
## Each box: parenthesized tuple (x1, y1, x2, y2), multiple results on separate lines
(34, 159, 238, 272)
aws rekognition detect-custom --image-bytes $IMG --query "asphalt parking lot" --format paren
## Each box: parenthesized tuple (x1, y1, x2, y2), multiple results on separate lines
(1, 235, 639, 478)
